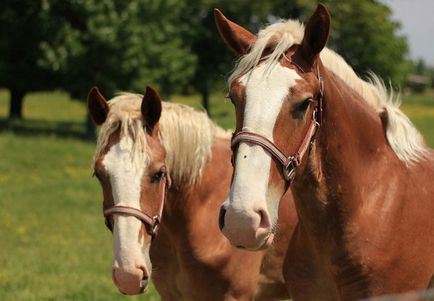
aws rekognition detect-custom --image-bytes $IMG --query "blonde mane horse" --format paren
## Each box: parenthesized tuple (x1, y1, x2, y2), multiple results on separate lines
(89, 86, 297, 300)
(216, 4, 434, 300)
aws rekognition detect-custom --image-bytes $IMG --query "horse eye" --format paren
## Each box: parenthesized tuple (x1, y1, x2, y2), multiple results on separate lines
(292, 98, 313, 119)
(296, 98, 313, 112)
(152, 167, 166, 182)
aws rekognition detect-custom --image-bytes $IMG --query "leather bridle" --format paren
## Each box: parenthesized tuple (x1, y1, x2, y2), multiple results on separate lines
(231, 63, 323, 184)
(103, 175, 171, 239)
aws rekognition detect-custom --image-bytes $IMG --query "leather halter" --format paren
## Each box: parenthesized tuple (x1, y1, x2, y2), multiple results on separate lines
(103, 175, 170, 238)
(231, 64, 323, 184)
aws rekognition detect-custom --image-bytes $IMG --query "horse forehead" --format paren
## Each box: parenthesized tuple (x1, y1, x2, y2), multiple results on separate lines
(102, 136, 147, 174)
(146, 134, 165, 162)
(238, 63, 301, 134)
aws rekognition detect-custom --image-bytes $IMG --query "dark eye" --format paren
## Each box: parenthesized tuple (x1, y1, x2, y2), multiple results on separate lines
(152, 167, 166, 183)
(297, 98, 313, 111)
(293, 97, 313, 118)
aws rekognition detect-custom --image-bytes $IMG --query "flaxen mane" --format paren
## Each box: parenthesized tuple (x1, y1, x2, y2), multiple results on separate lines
(229, 19, 428, 165)
(93, 93, 229, 184)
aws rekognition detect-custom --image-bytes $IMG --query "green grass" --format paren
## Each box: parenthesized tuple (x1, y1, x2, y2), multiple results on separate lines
(401, 90, 434, 146)
(0, 89, 433, 300)
(0, 92, 159, 301)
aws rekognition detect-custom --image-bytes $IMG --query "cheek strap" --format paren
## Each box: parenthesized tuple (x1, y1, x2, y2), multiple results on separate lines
(231, 81, 322, 183)
(103, 176, 169, 238)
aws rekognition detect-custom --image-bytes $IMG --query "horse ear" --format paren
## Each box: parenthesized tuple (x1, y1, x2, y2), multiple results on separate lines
(214, 8, 256, 55)
(87, 87, 109, 125)
(141, 86, 162, 132)
(298, 3, 331, 67)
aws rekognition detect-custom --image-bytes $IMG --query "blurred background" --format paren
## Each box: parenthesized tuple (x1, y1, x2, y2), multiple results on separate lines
(1, 0, 433, 300)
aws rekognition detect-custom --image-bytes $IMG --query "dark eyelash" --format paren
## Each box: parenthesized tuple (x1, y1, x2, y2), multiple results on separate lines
(296, 98, 313, 112)
(151, 167, 167, 183)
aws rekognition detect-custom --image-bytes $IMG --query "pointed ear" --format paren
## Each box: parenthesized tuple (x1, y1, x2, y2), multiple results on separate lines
(87, 87, 109, 125)
(141, 86, 162, 132)
(214, 8, 256, 55)
(298, 3, 331, 67)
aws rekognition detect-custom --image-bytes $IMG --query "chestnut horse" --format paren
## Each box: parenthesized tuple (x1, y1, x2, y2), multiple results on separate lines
(88, 86, 296, 300)
(215, 4, 434, 300)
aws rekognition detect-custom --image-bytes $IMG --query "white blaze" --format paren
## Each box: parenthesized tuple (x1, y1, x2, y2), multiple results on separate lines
(229, 63, 300, 223)
(103, 135, 152, 273)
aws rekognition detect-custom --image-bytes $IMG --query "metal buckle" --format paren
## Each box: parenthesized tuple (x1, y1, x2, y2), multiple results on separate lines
(284, 168, 296, 182)
(150, 216, 160, 236)
(312, 108, 320, 126)
(283, 157, 297, 182)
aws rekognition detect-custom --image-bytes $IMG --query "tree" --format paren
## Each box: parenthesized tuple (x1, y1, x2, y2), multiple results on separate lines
(179, 0, 276, 114)
(323, 0, 409, 85)
(0, 0, 196, 126)
(262, 0, 410, 86)
(180, 0, 409, 114)
(0, 0, 75, 119)
(60, 0, 196, 99)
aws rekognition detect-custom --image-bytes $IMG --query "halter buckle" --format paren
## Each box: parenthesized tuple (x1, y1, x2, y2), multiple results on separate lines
(150, 216, 161, 236)
(283, 156, 298, 182)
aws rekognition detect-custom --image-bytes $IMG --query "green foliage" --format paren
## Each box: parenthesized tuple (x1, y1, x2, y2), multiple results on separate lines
(0, 0, 73, 92)
(58, 0, 196, 98)
(0, 0, 196, 113)
(178, 0, 277, 109)
(323, 0, 410, 85)
(182, 0, 410, 107)
(0, 0, 411, 114)
(409, 58, 434, 89)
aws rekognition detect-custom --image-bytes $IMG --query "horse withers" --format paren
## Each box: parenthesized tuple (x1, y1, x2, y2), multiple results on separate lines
(215, 4, 434, 300)
(88, 86, 296, 300)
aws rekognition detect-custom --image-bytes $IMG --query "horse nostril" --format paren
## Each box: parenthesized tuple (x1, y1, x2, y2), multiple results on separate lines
(218, 206, 226, 230)
(256, 207, 271, 229)
(140, 276, 149, 293)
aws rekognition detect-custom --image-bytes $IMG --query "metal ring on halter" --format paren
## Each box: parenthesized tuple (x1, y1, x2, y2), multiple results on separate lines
(230, 57, 324, 184)
(283, 156, 297, 182)
(103, 175, 169, 238)
(150, 216, 160, 236)
(312, 109, 320, 128)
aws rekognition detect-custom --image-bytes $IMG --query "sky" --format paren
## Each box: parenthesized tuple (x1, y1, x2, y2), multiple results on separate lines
(382, 0, 434, 65)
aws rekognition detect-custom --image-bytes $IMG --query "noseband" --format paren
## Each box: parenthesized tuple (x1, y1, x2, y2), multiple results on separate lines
(231, 65, 323, 184)
(103, 175, 170, 238)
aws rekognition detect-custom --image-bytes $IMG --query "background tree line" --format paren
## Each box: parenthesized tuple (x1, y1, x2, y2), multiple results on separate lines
(0, 0, 413, 128)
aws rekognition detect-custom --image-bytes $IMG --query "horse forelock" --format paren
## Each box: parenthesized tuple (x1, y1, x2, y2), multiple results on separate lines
(92, 93, 228, 185)
(229, 19, 304, 85)
(92, 93, 150, 171)
(229, 18, 428, 165)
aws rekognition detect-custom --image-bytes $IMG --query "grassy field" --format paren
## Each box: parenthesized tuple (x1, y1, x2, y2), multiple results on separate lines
(0, 89, 433, 300)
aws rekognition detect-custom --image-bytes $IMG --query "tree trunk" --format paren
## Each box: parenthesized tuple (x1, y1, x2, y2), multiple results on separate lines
(201, 83, 210, 116)
(9, 89, 26, 119)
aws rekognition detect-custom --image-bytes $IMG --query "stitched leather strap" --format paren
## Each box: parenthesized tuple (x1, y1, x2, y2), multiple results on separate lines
(103, 176, 168, 237)
(231, 105, 321, 183)
(231, 59, 323, 184)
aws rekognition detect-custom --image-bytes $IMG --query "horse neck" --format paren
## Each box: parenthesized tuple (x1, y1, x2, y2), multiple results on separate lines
(161, 135, 233, 245)
(293, 63, 398, 235)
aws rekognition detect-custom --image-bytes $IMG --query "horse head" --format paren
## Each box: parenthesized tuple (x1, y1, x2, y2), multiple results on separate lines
(215, 4, 330, 250)
(88, 86, 169, 294)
